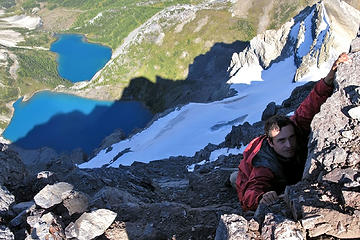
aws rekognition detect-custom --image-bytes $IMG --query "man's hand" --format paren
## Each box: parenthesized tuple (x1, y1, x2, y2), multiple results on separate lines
(259, 191, 279, 205)
(324, 52, 350, 86)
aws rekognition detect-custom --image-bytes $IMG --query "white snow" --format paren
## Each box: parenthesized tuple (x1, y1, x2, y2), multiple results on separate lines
(79, 54, 328, 169)
(209, 147, 245, 162)
(89, 12, 103, 24)
(0, 30, 24, 47)
(1, 15, 41, 30)
(297, 9, 315, 58)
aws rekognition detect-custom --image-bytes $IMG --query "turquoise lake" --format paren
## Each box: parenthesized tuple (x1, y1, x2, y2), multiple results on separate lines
(2, 34, 153, 153)
(50, 34, 112, 82)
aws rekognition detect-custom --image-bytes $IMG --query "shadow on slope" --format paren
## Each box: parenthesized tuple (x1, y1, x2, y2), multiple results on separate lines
(120, 41, 249, 113)
(13, 101, 152, 154)
(10, 40, 248, 154)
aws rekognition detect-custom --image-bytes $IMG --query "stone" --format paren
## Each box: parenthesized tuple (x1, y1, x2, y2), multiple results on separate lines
(65, 209, 117, 240)
(348, 106, 360, 120)
(0, 150, 27, 189)
(12, 201, 35, 215)
(91, 187, 141, 209)
(215, 214, 258, 240)
(261, 101, 277, 121)
(0, 185, 15, 216)
(62, 190, 89, 216)
(350, 37, 360, 53)
(0, 225, 14, 240)
(342, 190, 360, 209)
(261, 213, 304, 240)
(34, 182, 73, 209)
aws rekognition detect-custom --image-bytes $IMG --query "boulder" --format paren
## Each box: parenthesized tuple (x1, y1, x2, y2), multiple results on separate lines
(65, 209, 117, 240)
(34, 182, 73, 209)
(0, 149, 27, 189)
(0, 185, 15, 217)
(215, 214, 260, 240)
(62, 190, 89, 216)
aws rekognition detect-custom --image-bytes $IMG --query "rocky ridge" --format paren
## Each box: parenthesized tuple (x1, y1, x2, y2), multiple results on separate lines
(228, 0, 360, 84)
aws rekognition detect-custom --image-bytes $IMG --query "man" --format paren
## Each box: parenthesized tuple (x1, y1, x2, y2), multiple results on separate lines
(230, 53, 349, 211)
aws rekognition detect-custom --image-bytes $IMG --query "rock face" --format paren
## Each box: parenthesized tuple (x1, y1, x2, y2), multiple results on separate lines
(217, 28, 360, 240)
(228, 0, 360, 84)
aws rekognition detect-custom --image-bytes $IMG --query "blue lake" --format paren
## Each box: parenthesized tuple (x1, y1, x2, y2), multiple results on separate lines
(50, 34, 112, 82)
(2, 34, 153, 153)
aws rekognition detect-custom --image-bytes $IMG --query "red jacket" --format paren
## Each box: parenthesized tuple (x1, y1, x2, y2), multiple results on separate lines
(235, 79, 333, 211)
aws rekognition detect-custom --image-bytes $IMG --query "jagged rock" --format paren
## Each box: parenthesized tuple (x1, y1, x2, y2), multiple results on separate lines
(0, 149, 27, 190)
(215, 214, 260, 240)
(65, 208, 117, 240)
(261, 102, 277, 121)
(34, 182, 73, 209)
(62, 190, 89, 216)
(261, 213, 304, 239)
(0, 185, 15, 217)
(91, 187, 141, 210)
(0, 225, 14, 240)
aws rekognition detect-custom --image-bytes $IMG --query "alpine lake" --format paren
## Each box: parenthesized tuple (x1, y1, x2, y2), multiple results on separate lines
(2, 34, 153, 153)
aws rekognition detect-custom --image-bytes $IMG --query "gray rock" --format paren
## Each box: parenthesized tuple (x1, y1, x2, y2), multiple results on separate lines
(0, 150, 27, 189)
(62, 190, 89, 216)
(34, 182, 73, 209)
(215, 214, 259, 240)
(12, 201, 35, 215)
(65, 209, 117, 240)
(0, 185, 15, 216)
(261, 102, 277, 121)
(0, 225, 14, 240)
(261, 213, 304, 240)
(10, 202, 35, 227)
(91, 187, 141, 210)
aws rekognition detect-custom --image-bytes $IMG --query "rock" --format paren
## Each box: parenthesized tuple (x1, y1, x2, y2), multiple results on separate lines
(0, 225, 14, 240)
(65, 209, 117, 240)
(91, 187, 141, 210)
(62, 190, 89, 216)
(10, 202, 35, 227)
(32, 171, 58, 194)
(27, 212, 65, 240)
(215, 214, 259, 240)
(0, 185, 15, 216)
(348, 106, 360, 120)
(34, 182, 73, 209)
(261, 213, 304, 240)
(0, 149, 27, 190)
(342, 190, 360, 209)
(12, 201, 35, 215)
(261, 101, 277, 121)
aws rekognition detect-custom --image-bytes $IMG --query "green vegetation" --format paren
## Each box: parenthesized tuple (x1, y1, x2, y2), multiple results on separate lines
(18, 31, 53, 48)
(21, 0, 40, 10)
(13, 48, 71, 94)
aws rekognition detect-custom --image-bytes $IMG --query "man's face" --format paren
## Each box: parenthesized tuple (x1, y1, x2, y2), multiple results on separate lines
(268, 124, 297, 158)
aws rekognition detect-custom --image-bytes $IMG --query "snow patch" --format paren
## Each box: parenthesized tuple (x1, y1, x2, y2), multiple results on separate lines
(1, 15, 41, 30)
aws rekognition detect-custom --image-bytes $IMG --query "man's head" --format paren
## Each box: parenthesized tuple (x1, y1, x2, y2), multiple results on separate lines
(265, 115, 297, 158)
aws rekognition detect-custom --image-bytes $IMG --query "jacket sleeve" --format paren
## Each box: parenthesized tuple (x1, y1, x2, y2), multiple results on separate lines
(240, 166, 274, 211)
(291, 79, 333, 133)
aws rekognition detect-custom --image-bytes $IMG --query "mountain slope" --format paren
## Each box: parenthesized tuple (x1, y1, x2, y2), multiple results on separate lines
(81, 0, 360, 168)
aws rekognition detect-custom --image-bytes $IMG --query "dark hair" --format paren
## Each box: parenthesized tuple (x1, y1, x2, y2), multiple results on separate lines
(264, 115, 296, 141)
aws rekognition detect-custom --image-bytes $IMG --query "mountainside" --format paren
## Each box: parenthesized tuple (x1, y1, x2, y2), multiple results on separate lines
(81, 0, 360, 169)
(1, 0, 360, 239)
